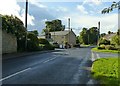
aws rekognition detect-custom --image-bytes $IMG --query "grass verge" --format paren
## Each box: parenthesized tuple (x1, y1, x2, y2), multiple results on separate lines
(91, 57, 119, 85)
(92, 47, 119, 53)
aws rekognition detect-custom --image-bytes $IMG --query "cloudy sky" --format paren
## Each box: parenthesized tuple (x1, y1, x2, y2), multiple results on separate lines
(0, 0, 119, 35)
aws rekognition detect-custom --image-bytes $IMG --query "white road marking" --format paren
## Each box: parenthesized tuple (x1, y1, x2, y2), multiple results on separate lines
(87, 79, 94, 84)
(0, 68, 31, 82)
(96, 54, 100, 59)
(43, 57, 57, 63)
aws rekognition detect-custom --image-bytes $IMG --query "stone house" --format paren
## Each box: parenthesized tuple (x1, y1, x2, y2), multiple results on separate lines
(39, 30, 76, 48)
(103, 33, 116, 41)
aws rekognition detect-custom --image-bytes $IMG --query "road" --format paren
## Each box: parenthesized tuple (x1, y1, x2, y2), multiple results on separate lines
(2, 48, 98, 85)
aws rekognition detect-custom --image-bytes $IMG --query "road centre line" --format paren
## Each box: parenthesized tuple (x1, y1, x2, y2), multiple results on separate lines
(1, 55, 59, 81)
(43, 57, 57, 63)
(0, 68, 31, 82)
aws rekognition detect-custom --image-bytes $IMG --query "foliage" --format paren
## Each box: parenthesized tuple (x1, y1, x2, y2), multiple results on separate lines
(98, 38, 110, 45)
(76, 36, 80, 44)
(97, 44, 105, 49)
(38, 38, 49, 44)
(102, 1, 120, 14)
(105, 45, 117, 50)
(100, 33, 106, 37)
(79, 27, 98, 45)
(27, 32, 40, 51)
(111, 35, 119, 47)
(91, 57, 119, 85)
(92, 47, 119, 53)
(39, 38, 55, 50)
(42, 19, 65, 33)
(29, 30, 39, 36)
(1, 14, 27, 51)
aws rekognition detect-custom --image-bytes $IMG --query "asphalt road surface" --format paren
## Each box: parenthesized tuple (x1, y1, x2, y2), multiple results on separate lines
(2, 48, 98, 85)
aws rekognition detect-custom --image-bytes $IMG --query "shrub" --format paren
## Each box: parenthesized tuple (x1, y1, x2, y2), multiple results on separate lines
(105, 45, 117, 50)
(39, 38, 49, 44)
(98, 38, 110, 45)
(39, 38, 55, 50)
(97, 44, 105, 49)
(39, 44, 54, 50)
(27, 32, 40, 51)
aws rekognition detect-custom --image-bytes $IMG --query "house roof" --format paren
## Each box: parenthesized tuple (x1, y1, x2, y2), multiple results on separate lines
(103, 33, 116, 40)
(50, 30, 73, 36)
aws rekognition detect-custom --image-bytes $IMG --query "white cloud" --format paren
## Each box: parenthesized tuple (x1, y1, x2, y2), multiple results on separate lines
(91, 0, 102, 5)
(56, 7, 68, 12)
(0, 0, 35, 26)
(82, 0, 102, 5)
(20, 10, 35, 26)
(77, 5, 88, 14)
(29, 0, 47, 8)
(60, 13, 117, 35)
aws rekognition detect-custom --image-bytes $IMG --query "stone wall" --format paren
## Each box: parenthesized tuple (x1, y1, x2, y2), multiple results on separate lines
(0, 29, 2, 54)
(1, 29, 17, 54)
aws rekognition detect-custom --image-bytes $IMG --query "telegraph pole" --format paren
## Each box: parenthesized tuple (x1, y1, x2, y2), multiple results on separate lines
(98, 21, 100, 45)
(25, 0, 28, 50)
(68, 18, 70, 46)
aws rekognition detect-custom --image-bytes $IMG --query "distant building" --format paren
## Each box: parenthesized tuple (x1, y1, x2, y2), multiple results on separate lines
(103, 33, 116, 41)
(39, 29, 76, 48)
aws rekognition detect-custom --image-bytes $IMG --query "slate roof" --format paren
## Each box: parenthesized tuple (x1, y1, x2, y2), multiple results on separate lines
(50, 30, 70, 36)
(103, 33, 116, 40)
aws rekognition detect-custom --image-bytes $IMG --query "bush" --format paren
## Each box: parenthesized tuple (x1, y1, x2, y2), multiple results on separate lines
(105, 45, 117, 50)
(97, 44, 105, 49)
(39, 44, 54, 50)
(39, 38, 55, 50)
(39, 38, 49, 44)
(98, 38, 110, 45)
(27, 32, 40, 51)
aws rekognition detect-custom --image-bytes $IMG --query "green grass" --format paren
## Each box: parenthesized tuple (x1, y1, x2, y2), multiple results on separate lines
(91, 57, 119, 85)
(92, 47, 119, 53)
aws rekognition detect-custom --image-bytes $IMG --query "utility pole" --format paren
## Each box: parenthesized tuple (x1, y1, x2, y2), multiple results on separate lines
(68, 18, 70, 45)
(25, 0, 28, 50)
(98, 21, 100, 45)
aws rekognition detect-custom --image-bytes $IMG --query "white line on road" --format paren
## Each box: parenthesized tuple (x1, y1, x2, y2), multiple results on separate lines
(0, 68, 31, 82)
(43, 57, 57, 63)
(96, 54, 100, 59)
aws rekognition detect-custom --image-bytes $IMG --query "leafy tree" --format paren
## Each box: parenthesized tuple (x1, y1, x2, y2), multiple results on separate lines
(29, 30, 39, 36)
(76, 36, 80, 44)
(1, 14, 27, 51)
(89, 27, 98, 44)
(102, 1, 120, 14)
(100, 33, 106, 37)
(79, 27, 98, 45)
(111, 35, 119, 46)
(42, 19, 65, 33)
(79, 28, 88, 44)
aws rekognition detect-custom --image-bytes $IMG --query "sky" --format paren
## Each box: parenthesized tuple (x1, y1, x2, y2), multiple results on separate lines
(0, 0, 119, 35)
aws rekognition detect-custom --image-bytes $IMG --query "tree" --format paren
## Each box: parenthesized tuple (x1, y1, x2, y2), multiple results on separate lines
(111, 35, 119, 47)
(102, 1, 120, 14)
(76, 36, 80, 44)
(100, 33, 106, 37)
(42, 19, 65, 33)
(29, 30, 39, 36)
(79, 27, 98, 45)
(79, 28, 88, 44)
(1, 14, 27, 51)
